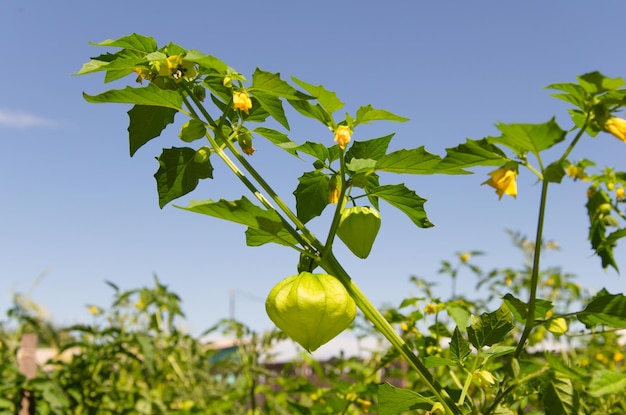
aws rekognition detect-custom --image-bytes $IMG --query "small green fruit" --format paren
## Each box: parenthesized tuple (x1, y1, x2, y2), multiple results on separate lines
(337, 206, 381, 258)
(265, 272, 356, 352)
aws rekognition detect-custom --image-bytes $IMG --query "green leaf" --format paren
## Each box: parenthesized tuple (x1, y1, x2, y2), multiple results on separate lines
(376, 147, 443, 175)
(288, 99, 333, 126)
(502, 293, 553, 322)
(588, 370, 626, 397)
(134, 332, 155, 373)
(253, 127, 299, 155)
(446, 302, 471, 329)
(586, 189, 619, 270)
(345, 158, 377, 173)
(449, 327, 471, 365)
(296, 141, 330, 162)
(369, 184, 433, 228)
(345, 134, 394, 163)
(245, 227, 299, 247)
(83, 84, 184, 111)
(127, 105, 177, 156)
(293, 171, 330, 224)
(154, 147, 213, 208)
(377, 383, 433, 415)
(544, 160, 567, 183)
(481, 345, 515, 358)
(252, 69, 310, 100)
(354, 104, 409, 125)
(577, 71, 625, 94)
(178, 197, 296, 246)
(291, 76, 344, 114)
(543, 376, 579, 415)
(91, 33, 157, 53)
(424, 356, 456, 368)
(487, 118, 566, 158)
(254, 93, 290, 130)
(544, 353, 586, 383)
(184, 49, 228, 73)
(179, 119, 206, 142)
(546, 82, 588, 110)
(577, 291, 626, 329)
(467, 305, 514, 349)
(437, 138, 508, 173)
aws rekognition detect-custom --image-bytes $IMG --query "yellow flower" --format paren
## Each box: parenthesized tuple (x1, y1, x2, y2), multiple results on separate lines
(474, 369, 496, 387)
(334, 125, 352, 150)
(482, 167, 517, 199)
(132, 67, 154, 84)
(614, 351, 625, 362)
(605, 117, 626, 143)
(616, 187, 625, 200)
(596, 353, 609, 365)
(424, 303, 438, 314)
(157, 55, 197, 82)
(87, 305, 101, 315)
(459, 252, 471, 263)
(233, 90, 252, 114)
(400, 322, 409, 332)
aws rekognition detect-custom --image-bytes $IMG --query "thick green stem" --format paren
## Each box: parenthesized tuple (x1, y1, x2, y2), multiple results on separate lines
(320, 252, 462, 415)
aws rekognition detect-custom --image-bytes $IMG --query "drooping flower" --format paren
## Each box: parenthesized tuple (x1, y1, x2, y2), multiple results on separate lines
(237, 131, 255, 155)
(132, 67, 154, 84)
(482, 167, 517, 199)
(605, 117, 626, 143)
(233, 90, 252, 114)
(334, 125, 352, 150)
(157, 55, 197, 82)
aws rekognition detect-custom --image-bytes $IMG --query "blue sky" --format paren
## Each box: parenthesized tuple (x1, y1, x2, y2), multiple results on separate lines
(2, 1, 625, 349)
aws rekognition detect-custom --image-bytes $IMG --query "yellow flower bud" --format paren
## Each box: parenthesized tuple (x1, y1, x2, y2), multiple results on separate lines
(334, 125, 352, 150)
(233, 90, 252, 114)
(459, 252, 471, 263)
(474, 369, 496, 387)
(614, 351, 624, 362)
(605, 117, 626, 143)
(482, 167, 517, 199)
(617, 187, 625, 200)
(424, 303, 438, 314)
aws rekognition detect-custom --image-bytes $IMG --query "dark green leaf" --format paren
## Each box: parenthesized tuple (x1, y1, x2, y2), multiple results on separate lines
(179, 118, 206, 142)
(543, 376, 579, 415)
(577, 291, 626, 329)
(355, 104, 409, 125)
(586, 189, 619, 271)
(154, 147, 213, 208)
(487, 118, 566, 158)
(288, 99, 333, 126)
(369, 184, 433, 228)
(254, 93, 290, 129)
(377, 383, 433, 415)
(450, 327, 471, 365)
(467, 305, 514, 349)
(577, 71, 625, 94)
(544, 353, 586, 383)
(502, 293, 553, 322)
(245, 227, 299, 247)
(297, 141, 330, 162)
(293, 171, 330, 224)
(544, 160, 566, 183)
(91, 33, 158, 53)
(345, 134, 394, 163)
(376, 147, 443, 175)
(127, 105, 177, 156)
(438, 138, 508, 173)
(83, 84, 184, 111)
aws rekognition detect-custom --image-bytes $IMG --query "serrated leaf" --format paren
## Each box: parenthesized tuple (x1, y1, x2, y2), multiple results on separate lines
(294, 171, 330, 224)
(91, 33, 157, 53)
(291, 76, 344, 114)
(586, 189, 619, 271)
(450, 327, 471, 365)
(577, 71, 625, 94)
(252, 69, 310, 100)
(297, 141, 330, 161)
(369, 184, 433, 228)
(288, 99, 333, 126)
(467, 305, 514, 349)
(154, 147, 213, 208)
(254, 93, 290, 130)
(354, 104, 409, 125)
(83, 84, 184, 111)
(377, 383, 433, 415)
(253, 127, 299, 155)
(543, 376, 579, 415)
(345, 134, 394, 163)
(437, 138, 508, 173)
(577, 291, 626, 329)
(487, 118, 566, 158)
(481, 345, 515, 358)
(502, 293, 553, 322)
(544, 160, 567, 183)
(127, 105, 177, 156)
(184, 50, 228, 73)
(376, 147, 444, 175)
(588, 370, 626, 397)
(178, 197, 296, 247)
(179, 118, 206, 142)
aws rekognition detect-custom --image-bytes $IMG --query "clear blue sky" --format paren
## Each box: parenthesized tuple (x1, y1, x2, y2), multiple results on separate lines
(2, 1, 625, 342)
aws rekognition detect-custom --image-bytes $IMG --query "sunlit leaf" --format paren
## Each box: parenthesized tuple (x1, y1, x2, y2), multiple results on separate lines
(154, 147, 213, 208)
(502, 293, 553, 322)
(425, 356, 455, 368)
(376, 147, 443, 175)
(252, 69, 310, 100)
(377, 383, 433, 415)
(253, 127, 299, 155)
(345, 134, 394, 163)
(127, 105, 177, 156)
(184, 50, 228, 73)
(577, 71, 625, 94)
(354, 105, 409, 125)
(294, 171, 330, 224)
(588, 370, 626, 397)
(83, 84, 184, 112)
(450, 327, 471, 365)
(179, 119, 206, 143)
(369, 184, 432, 228)
(90, 33, 158, 53)
(437, 138, 508, 173)
(577, 291, 626, 329)
(487, 118, 566, 158)
(245, 227, 299, 247)
(254, 93, 289, 130)
(291, 76, 344, 114)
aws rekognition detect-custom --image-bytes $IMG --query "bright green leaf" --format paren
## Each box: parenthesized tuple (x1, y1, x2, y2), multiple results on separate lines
(179, 119, 206, 142)
(424, 356, 456, 368)
(577, 71, 625, 94)
(369, 184, 433, 228)
(253, 93, 290, 130)
(487, 118, 566, 158)
(293, 171, 330, 224)
(467, 305, 514, 349)
(83, 84, 185, 112)
(91, 33, 158, 53)
(297, 141, 330, 162)
(252, 69, 310, 100)
(184, 50, 228, 74)
(450, 327, 471, 365)
(345, 158, 377, 173)
(437, 138, 508, 173)
(288, 99, 333, 126)
(345, 134, 394, 163)
(253, 127, 299, 155)
(127, 105, 177, 156)
(376, 147, 443, 175)
(245, 227, 299, 247)
(354, 104, 409, 125)
(377, 383, 433, 415)
(154, 147, 213, 208)
(543, 376, 579, 415)
(446, 302, 471, 330)
(588, 370, 626, 397)
(502, 293, 553, 322)
(291, 76, 344, 114)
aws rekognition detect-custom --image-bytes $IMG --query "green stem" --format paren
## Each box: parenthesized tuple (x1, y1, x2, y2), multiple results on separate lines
(320, 252, 462, 415)
(322, 150, 348, 258)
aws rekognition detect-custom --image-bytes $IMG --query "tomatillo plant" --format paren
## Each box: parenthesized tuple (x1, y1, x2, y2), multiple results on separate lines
(78, 34, 626, 414)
